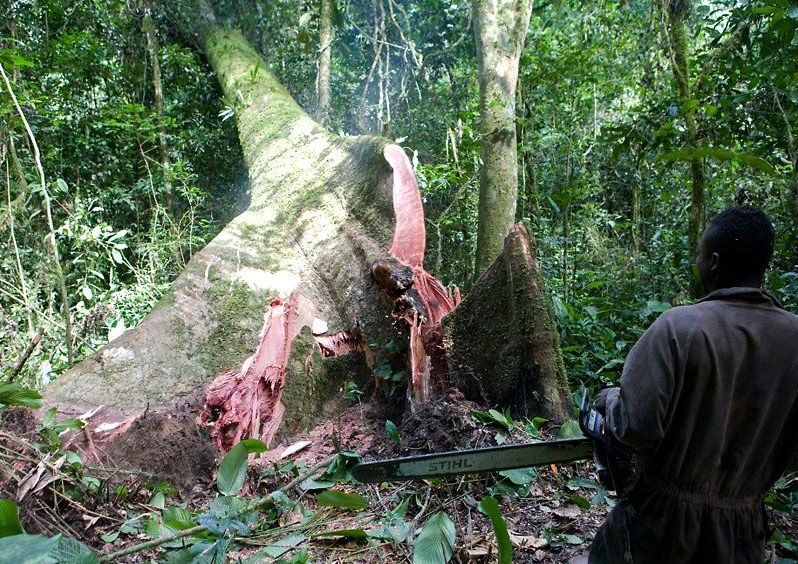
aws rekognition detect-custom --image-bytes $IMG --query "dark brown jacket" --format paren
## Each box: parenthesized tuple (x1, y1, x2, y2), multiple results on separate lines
(590, 287, 798, 564)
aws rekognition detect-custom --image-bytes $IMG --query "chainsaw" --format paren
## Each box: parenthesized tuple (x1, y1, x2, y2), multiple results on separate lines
(353, 390, 635, 492)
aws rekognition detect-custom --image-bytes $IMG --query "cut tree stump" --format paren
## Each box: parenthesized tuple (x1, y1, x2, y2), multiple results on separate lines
(444, 222, 571, 421)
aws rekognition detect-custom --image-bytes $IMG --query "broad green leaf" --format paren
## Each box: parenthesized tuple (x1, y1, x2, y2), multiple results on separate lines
(162, 506, 195, 531)
(298, 478, 334, 491)
(0, 499, 24, 537)
(50, 536, 99, 564)
(568, 495, 591, 509)
(162, 538, 229, 564)
(0, 383, 43, 408)
(217, 439, 267, 495)
(52, 418, 85, 434)
(149, 491, 165, 509)
(471, 409, 512, 429)
(0, 50, 34, 68)
(316, 489, 369, 510)
(657, 148, 777, 175)
(320, 451, 362, 483)
(260, 534, 306, 558)
(413, 512, 455, 564)
(566, 477, 601, 490)
(0, 534, 60, 563)
(478, 497, 512, 564)
(385, 420, 402, 442)
(498, 467, 536, 485)
(557, 419, 583, 439)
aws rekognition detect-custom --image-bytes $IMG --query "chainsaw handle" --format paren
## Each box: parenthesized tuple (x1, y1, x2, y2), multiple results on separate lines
(578, 389, 605, 442)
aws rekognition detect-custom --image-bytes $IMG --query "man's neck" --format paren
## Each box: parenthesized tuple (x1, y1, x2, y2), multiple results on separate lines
(711, 279, 762, 292)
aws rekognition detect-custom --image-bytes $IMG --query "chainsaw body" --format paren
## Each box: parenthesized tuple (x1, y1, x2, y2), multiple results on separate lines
(578, 390, 636, 493)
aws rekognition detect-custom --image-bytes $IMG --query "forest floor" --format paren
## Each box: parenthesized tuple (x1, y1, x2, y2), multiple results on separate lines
(1, 398, 797, 563)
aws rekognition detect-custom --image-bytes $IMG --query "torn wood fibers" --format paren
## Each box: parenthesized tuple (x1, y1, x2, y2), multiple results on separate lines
(199, 146, 460, 452)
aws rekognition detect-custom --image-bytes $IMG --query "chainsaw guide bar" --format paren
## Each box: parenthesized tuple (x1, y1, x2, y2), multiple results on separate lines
(352, 438, 593, 483)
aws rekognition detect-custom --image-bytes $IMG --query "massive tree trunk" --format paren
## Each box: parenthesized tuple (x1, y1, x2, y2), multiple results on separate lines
(658, 0, 705, 297)
(472, 0, 534, 275)
(44, 5, 570, 473)
(45, 26, 399, 434)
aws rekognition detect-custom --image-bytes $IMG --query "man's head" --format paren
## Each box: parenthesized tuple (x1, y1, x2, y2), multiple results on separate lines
(697, 206, 775, 293)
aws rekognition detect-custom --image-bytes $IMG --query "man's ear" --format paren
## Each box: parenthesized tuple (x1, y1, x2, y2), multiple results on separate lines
(711, 252, 720, 271)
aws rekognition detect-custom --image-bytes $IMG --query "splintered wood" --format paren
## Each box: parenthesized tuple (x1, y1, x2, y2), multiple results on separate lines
(383, 145, 460, 404)
(199, 295, 302, 452)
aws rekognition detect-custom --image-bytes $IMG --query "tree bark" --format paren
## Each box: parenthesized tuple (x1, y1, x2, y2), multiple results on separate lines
(472, 0, 534, 275)
(142, 0, 171, 194)
(659, 0, 705, 297)
(316, 0, 334, 126)
(44, 5, 571, 473)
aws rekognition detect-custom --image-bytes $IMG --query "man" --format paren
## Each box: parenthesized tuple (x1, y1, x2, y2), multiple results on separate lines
(586, 206, 798, 563)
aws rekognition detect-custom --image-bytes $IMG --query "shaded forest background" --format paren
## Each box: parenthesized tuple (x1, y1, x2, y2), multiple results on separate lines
(2, 0, 796, 392)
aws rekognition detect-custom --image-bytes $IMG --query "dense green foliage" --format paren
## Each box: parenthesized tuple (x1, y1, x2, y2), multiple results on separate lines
(2, 0, 797, 397)
(1, 0, 244, 381)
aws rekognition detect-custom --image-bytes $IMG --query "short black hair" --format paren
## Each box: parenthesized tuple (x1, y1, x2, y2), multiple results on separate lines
(704, 206, 775, 279)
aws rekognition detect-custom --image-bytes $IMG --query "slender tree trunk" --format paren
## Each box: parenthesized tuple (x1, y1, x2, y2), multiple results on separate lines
(772, 86, 798, 268)
(315, 0, 334, 126)
(472, 0, 534, 275)
(142, 1, 171, 194)
(659, 0, 705, 297)
(1, 62, 74, 366)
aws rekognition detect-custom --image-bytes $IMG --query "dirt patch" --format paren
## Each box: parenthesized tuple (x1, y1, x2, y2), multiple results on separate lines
(102, 393, 217, 489)
(364, 389, 484, 460)
(1, 407, 39, 436)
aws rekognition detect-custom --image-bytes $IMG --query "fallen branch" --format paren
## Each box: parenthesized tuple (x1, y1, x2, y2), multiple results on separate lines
(101, 454, 337, 561)
(6, 328, 43, 382)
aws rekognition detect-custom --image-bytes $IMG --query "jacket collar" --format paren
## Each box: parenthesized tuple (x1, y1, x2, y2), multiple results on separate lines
(699, 287, 783, 309)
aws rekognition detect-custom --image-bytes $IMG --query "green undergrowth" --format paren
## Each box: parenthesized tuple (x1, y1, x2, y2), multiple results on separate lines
(2, 395, 796, 563)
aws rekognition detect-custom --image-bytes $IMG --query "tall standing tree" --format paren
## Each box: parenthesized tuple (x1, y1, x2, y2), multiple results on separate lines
(142, 0, 171, 195)
(316, 0, 334, 126)
(658, 0, 705, 297)
(472, 0, 535, 275)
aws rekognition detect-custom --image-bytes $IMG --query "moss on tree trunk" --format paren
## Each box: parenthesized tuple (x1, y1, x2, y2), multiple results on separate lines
(472, 0, 534, 275)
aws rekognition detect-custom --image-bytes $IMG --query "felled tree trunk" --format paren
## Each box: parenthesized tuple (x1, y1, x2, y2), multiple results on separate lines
(445, 222, 571, 421)
(45, 6, 571, 473)
(44, 26, 402, 434)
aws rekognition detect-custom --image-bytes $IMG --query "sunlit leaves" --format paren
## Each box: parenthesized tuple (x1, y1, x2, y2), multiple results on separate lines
(216, 439, 267, 496)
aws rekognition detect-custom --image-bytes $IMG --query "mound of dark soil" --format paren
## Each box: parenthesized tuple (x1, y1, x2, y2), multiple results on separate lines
(102, 394, 217, 489)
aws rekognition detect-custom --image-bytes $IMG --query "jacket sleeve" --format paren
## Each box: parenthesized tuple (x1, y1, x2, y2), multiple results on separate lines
(602, 311, 683, 449)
